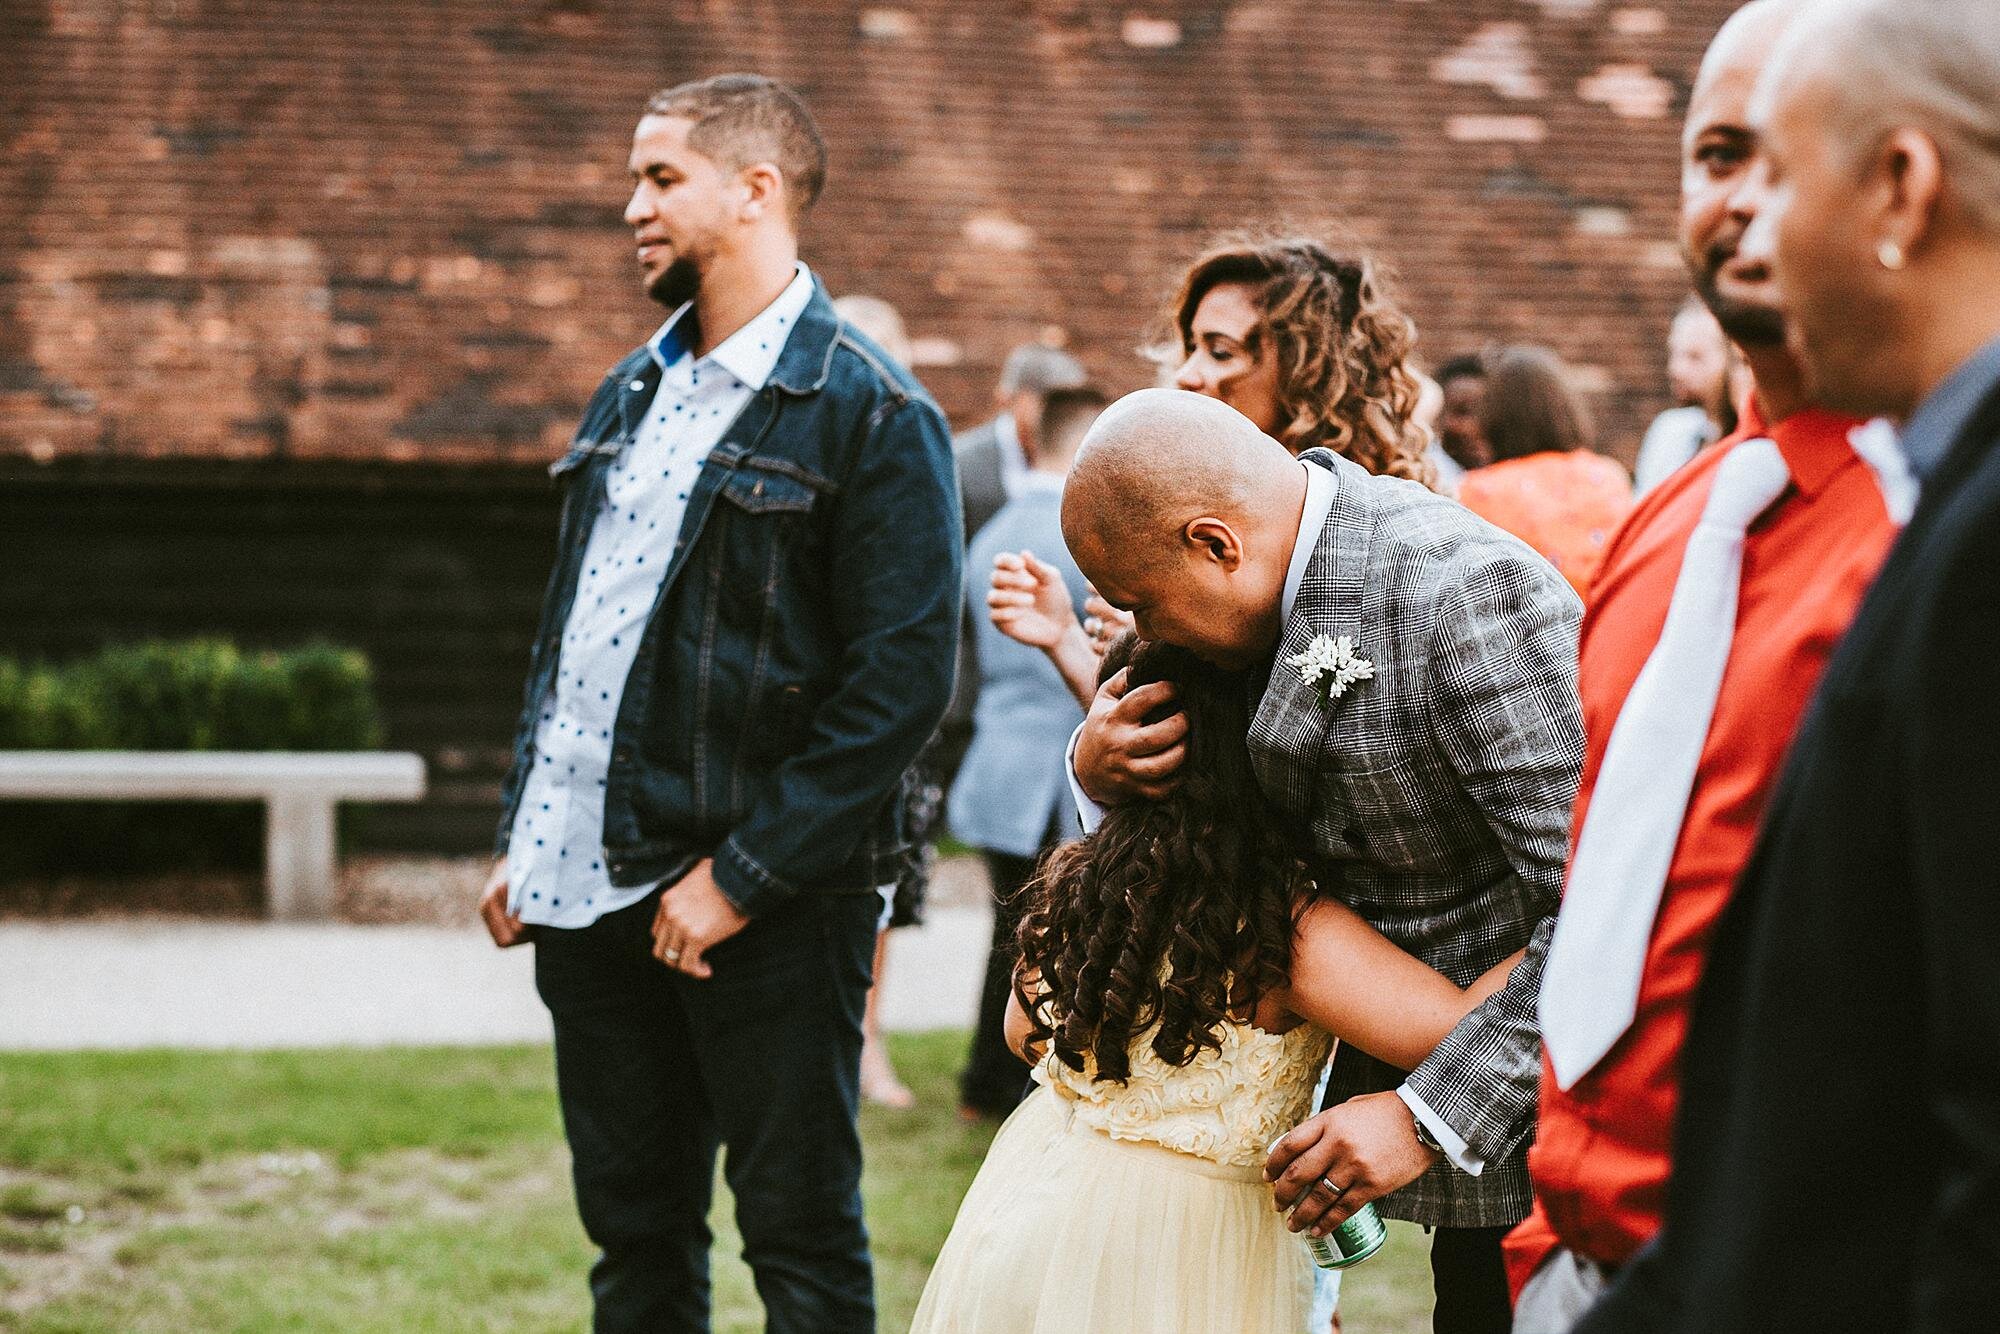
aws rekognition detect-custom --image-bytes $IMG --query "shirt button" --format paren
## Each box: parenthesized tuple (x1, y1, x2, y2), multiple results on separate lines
(628, 379, 645, 391)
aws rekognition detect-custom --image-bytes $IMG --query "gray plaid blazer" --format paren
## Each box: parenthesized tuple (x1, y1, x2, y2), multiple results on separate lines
(1252, 450, 1584, 1229)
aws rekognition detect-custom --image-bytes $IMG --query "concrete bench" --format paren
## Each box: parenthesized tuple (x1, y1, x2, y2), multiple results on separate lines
(0, 751, 426, 920)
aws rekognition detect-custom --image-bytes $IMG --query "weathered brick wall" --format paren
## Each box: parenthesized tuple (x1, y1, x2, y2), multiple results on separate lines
(1, 0, 1737, 468)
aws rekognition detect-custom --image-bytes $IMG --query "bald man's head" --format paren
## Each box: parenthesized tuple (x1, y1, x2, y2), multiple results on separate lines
(1691, 0, 1813, 116)
(1061, 389, 1308, 667)
(1680, 0, 1818, 347)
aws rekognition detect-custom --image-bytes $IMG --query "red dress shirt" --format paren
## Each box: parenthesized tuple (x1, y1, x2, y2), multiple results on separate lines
(1504, 405, 1897, 1295)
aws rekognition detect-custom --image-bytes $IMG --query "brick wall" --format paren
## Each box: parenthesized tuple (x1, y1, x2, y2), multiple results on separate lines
(2, 0, 1740, 467)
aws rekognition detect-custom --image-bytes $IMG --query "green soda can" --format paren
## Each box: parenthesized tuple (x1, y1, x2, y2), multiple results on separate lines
(1303, 1201, 1387, 1270)
(1267, 1135, 1388, 1269)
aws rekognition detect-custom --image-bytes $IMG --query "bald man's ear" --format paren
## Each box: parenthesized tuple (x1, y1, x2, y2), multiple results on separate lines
(1183, 517, 1244, 570)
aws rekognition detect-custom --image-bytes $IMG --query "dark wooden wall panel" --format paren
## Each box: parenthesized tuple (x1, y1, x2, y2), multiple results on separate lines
(2, 459, 559, 853)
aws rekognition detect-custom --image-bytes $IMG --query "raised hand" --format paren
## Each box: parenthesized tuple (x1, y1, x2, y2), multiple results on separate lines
(989, 550, 1103, 708)
(987, 550, 1081, 650)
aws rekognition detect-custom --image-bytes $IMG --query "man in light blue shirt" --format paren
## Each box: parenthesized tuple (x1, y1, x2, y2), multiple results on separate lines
(948, 386, 1103, 1116)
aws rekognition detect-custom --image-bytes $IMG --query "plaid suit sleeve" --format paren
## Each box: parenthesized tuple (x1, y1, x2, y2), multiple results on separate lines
(1403, 550, 1584, 1163)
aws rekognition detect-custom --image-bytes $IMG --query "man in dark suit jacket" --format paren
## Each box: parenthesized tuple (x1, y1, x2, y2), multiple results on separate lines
(1576, 2, 2000, 1327)
(954, 343, 1089, 542)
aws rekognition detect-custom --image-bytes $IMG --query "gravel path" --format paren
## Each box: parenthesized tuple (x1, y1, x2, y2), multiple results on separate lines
(0, 857, 995, 1049)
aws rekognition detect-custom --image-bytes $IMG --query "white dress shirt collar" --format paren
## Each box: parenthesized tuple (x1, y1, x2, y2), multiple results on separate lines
(992, 411, 1031, 497)
(1281, 458, 1339, 625)
(644, 262, 816, 390)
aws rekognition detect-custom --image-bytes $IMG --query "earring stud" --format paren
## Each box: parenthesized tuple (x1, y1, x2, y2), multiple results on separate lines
(1876, 239, 1906, 270)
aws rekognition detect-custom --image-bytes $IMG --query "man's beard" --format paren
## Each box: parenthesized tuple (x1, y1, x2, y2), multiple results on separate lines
(647, 255, 701, 308)
(1689, 241, 1787, 348)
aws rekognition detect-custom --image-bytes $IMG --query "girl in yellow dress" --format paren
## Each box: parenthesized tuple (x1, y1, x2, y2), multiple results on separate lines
(912, 638, 1522, 1333)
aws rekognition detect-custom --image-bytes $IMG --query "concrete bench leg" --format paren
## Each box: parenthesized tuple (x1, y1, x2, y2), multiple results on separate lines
(266, 795, 337, 920)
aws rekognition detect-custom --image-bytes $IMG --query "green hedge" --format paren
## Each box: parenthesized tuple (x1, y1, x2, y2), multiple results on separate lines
(0, 640, 385, 879)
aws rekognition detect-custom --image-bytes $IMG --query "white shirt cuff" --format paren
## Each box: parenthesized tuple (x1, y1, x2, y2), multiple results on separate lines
(1066, 723, 1106, 834)
(1397, 1084, 1486, 1177)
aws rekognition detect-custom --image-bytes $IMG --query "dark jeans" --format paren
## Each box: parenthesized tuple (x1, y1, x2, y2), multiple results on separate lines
(534, 888, 880, 1334)
(1431, 1224, 1513, 1334)
(958, 847, 1041, 1114)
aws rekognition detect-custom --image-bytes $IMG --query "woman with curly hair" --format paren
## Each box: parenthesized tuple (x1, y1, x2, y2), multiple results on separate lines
(911, 637, 1522, 1334)
(990, 232, 1438, 705)
(1168, 232, 1434, 482)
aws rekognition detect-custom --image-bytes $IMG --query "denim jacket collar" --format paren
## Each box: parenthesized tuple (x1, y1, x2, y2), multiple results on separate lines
(768, 278, 842, 397)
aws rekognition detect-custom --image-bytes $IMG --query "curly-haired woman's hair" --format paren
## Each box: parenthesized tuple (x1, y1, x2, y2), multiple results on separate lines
(1013, 635, 1313, 1083)
(1172, 232, 1436, 487)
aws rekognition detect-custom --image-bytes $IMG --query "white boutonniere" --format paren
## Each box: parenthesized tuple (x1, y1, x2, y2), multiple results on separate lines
(1286, 634, 1375, 702)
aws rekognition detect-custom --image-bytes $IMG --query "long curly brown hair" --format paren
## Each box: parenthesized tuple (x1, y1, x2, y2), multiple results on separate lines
(1173, 232, 1436, 487)
(1013, 636, 1312, 1083)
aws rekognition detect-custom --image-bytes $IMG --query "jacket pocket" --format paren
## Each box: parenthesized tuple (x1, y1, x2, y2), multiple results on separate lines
(711, 463, 827, 606)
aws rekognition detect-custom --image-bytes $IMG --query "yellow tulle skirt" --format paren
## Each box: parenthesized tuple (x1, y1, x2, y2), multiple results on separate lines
(910, 1086, 1316, 1333)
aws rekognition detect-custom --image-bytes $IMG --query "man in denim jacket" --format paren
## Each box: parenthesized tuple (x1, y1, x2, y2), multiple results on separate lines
(478, 75, 961, 1333)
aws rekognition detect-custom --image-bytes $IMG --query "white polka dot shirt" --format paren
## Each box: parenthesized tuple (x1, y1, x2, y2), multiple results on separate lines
(507, 264, 817, 927)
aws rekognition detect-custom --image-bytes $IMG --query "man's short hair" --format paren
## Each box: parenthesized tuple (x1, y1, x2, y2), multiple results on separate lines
(645, 74, 828, 218)
(1039, 385, 1111, 462)
(997, 343, 1088, 398)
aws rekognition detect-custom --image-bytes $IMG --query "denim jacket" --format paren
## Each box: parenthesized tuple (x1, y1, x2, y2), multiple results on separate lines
(497, 280, 963, 917)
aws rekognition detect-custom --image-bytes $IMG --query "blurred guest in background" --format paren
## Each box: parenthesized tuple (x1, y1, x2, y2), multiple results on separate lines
(956, 344, 1090, 542)
(832, 292, 914, 366)
(1435, 353, 1493, 472)
(1633, 298, 1733, 495)
(948, 386, 1106, 1119)
(942, 344, 1090, 901)
(1577, 0, 2000, 1325)
(1456, 346, 1633, 596)
(1416, 370, 1464, 497)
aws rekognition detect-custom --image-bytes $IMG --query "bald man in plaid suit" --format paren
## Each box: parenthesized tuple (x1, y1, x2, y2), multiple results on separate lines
(1065, 390, 1582, 1334)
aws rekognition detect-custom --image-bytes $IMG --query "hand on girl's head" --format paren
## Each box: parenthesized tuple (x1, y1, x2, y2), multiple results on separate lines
(1083, 668, 1189, 798)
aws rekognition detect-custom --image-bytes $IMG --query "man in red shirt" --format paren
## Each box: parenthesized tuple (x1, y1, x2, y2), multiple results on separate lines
(1504, 1, 1911, 1324)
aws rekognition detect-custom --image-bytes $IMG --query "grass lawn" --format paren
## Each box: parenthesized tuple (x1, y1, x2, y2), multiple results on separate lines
(0, 1035, 1434, 1332)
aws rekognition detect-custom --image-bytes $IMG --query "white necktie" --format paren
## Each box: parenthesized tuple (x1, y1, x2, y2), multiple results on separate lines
(1540, 438, 1791, 1089)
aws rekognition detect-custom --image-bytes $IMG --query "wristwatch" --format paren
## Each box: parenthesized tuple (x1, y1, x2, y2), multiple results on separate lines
(1409, 1108, 1445, 1156)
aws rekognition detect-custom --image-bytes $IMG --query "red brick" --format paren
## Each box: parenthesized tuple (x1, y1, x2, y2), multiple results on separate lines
(0, 0, 1740, 469)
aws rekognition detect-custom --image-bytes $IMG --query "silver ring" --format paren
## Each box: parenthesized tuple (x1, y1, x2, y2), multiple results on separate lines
(663, 948, 682, 963)
(1318, 1175, 1348, 1201)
